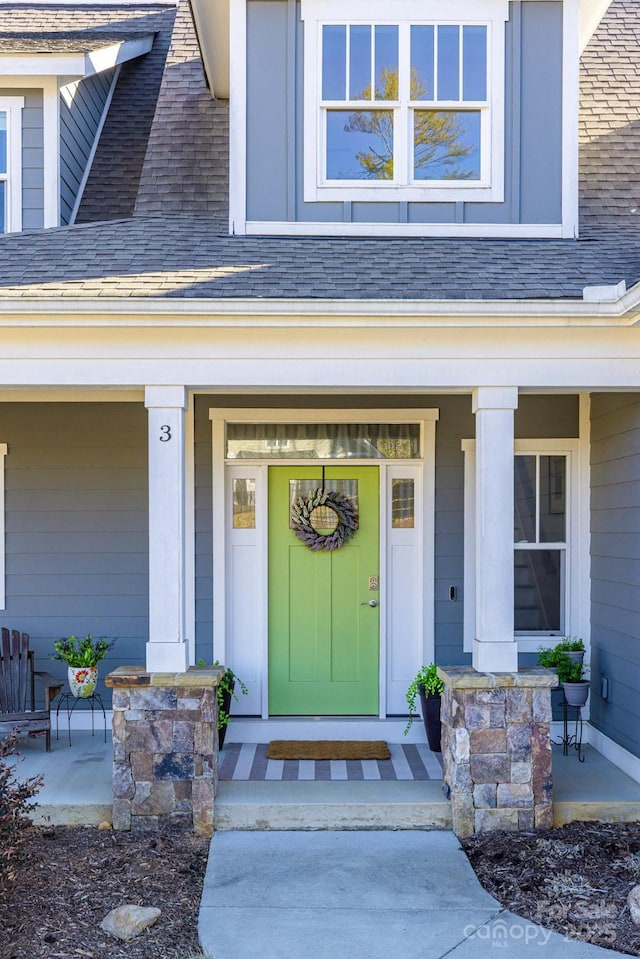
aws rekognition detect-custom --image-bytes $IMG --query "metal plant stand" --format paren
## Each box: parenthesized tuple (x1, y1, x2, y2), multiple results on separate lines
(553, 694, 585, 762)
(56, 690, 107, 746)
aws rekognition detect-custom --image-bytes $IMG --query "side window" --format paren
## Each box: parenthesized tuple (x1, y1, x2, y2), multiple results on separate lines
(514, 455, 567, 634)
(462, 440, 578, 652)
(0, 97, 24, 233)
(302, 0, 507, 204)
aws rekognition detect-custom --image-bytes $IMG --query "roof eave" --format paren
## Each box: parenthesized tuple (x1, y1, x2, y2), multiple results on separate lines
(0, 289, 637, 327)
(190, 0, 228, 98)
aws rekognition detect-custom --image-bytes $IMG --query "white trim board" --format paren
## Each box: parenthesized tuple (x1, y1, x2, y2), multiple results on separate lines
(587, 724, 640, 786)
(228, 0, 247, 235)
(244, 221, 564, 238)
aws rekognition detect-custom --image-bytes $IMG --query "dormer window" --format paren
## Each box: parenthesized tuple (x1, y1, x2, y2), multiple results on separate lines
(0, 97, 24, 233)
(302, 0, 508, 204)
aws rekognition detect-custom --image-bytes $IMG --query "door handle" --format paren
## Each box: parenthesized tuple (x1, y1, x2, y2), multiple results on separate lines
(360, 600, 379, 607)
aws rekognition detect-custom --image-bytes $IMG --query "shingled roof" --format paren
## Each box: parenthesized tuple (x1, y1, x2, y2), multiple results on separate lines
(0, 0, 636, 303)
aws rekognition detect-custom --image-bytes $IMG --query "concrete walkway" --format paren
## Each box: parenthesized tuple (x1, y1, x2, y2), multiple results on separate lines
(198, 831, 630, 959)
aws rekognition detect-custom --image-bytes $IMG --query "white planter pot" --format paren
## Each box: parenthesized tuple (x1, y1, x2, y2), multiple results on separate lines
(562, 681, 590, 707)
(68, 665, 98, 698)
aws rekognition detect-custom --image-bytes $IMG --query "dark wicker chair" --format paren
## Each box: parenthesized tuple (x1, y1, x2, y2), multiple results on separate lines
(0, 628, 63, 751)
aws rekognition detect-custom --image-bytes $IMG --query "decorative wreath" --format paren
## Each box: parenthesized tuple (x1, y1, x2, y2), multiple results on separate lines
(291, 488, 359, 551)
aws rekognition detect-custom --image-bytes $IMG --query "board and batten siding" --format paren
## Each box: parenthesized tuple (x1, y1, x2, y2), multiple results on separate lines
(590, 393, 640, 760)
(193, 394, 579, 710)
(245, 0, 563, 226)
(2, 403, 148, 708)
(59, 68, 116, 226)
(0, 87, 44, 231)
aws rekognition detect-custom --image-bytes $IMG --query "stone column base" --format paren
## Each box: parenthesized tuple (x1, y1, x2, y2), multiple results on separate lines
(105, 665, 224, 836)
(438, 666, 558, 837)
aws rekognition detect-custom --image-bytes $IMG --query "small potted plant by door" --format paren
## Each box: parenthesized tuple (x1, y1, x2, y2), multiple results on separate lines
(196, 659, 248, 749)
(53, 635, 115, 698)
(404, 663, 445, 752)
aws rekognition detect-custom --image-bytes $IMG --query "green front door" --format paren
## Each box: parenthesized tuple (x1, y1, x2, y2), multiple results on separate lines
(268, 466, 380, 715)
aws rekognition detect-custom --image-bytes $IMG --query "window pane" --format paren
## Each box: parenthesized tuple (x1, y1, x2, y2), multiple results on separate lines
(374, 25, 398, 100)
(0, 182, 5, 234)
(227, 423, 420, 459)
(410, 26, 434, 100)
(514, 549, 562, 632)
(437, 26, 459, 100)
(327, 109, 393, 180)
(463, 26, 487, 101)
(413, 110, 480, 180)
(322, 26, 346, 100)
(349, 25, 371, 100)
(514, 456, 536, 542)
(0, 113, 6, 175)
(540, 456, 566, 542)
(232, 478, 256, 529)
(392, 478, 414, 528)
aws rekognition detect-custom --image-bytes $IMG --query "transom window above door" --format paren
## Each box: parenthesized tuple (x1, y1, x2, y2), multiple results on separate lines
(302, 0, 507, 203)
(226, 422, 421, 460)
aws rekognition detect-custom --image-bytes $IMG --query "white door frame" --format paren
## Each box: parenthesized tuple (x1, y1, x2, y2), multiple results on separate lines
(209, 407, 439, 719)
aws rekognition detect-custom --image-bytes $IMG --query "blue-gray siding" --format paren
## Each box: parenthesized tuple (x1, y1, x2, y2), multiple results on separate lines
(193, 394, 579, 681)
(0, 88, 43, 231)
(2, 403, 148, 706)
(590, 393, 640, 759)
(246, 0, 564, 225)
(60, 69, 115, 226)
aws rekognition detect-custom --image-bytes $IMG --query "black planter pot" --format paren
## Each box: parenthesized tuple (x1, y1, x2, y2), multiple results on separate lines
(418, 685, 442, 752)
(217, 680, 234, 750)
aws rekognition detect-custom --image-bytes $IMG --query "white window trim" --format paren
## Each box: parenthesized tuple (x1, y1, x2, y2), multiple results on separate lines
(0, 444, 7, 610)
(462, 438, 580, 654)
(302, 0, 507, 204)
(0, 97, 24, 233)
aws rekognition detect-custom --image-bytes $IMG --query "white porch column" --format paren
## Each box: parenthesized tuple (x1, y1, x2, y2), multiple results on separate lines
(145, 386, 188, 672)
(472, 387, 519, 673)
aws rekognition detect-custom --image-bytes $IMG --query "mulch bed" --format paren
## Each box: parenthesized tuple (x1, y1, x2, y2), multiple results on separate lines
(462, 821, 640, 956)
(0, 824, 210, 959)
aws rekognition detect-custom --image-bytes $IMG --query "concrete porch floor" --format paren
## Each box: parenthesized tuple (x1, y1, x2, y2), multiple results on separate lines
(7, 732, 640, 829)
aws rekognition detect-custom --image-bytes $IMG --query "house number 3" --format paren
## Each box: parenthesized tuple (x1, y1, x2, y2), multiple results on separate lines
(160, 425, 172, 442)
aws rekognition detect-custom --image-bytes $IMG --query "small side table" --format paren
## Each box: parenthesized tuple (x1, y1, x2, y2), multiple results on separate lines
(552, 695, 585, 762)
(56, 690, 107, 746)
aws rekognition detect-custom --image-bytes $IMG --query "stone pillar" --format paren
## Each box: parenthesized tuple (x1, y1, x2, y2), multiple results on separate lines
(439, 666, 557, 837)
(106, 665, 224, 836)
(472, 387, 518, 673)
(145, 385, 188, 673)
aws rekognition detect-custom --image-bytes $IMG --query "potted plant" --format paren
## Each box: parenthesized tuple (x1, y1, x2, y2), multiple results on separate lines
(556, 656, 590, 707)
(538, 636, 585, 668)
(196, 659, 248, 749)
(555, 636, 585, 666)
(538, 642, 590, 707)
(404, 663, 445, 752)
(53, 634, 115, 698)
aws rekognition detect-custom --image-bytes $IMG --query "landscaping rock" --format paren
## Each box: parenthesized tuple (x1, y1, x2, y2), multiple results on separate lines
(100, 905, 161, 941)
(628, 885, 640, 924)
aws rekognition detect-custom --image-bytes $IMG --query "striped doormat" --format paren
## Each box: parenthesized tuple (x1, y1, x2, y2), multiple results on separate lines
(219, 742, 443, 782)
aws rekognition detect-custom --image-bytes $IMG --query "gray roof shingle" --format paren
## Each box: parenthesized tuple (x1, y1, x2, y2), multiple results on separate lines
(0, 214, 635, 301)
(0, 0, 636, 303)
(580, 0, 640, 229)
